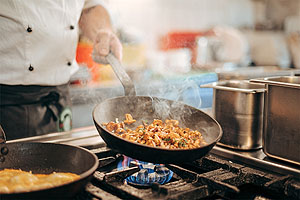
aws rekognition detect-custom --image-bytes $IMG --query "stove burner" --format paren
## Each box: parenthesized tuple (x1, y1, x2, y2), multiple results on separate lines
(117, 156, 173, 186)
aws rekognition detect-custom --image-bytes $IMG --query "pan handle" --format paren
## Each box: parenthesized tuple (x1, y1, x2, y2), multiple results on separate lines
(106, 53, 136, 96)
(93, 51, 136, 96)
(0, 125, 7, 144)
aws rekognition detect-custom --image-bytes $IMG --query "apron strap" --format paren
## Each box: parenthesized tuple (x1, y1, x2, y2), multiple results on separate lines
(39, 92, 61, 121)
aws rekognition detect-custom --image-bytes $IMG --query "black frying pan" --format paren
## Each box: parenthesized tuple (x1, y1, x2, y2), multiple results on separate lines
(92, 53, 222, 164)
(0, 126, 99, 199)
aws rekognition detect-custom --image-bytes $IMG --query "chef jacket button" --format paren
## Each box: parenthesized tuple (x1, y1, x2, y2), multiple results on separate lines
(70, 25, 74, 30)
(27, 26, 32, 33)
(67, 62, 72, 66)
(28, 65, 34, 71)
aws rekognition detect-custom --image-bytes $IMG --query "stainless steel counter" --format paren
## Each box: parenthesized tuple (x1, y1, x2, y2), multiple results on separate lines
(8, 126, 104, 148)
(211, 146, 300, 179)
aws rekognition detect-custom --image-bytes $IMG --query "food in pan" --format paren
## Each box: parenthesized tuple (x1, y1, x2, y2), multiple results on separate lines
(103, 114, 206, 149)
(0, 169, 80, 194)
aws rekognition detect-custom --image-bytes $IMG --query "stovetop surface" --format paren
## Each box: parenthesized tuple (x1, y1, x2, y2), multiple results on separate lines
(8, 126, 300, 200)
(70, 146, 299, 200)
(9, 126, 300, 179)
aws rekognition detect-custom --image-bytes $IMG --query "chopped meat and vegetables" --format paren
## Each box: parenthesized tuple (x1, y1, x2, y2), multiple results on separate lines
(103, 114, 206, 149)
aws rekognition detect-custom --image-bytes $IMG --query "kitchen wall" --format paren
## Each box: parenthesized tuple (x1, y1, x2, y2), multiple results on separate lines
(101, 0, 300, 69)
(106, 0, 254, 49)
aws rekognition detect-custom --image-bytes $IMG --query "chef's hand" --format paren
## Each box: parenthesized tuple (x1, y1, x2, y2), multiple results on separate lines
(92, 29, 122, 64)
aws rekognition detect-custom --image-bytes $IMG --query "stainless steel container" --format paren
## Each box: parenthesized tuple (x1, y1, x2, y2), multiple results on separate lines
(202, 80, 265, 150)
(251, 76, 300, 165)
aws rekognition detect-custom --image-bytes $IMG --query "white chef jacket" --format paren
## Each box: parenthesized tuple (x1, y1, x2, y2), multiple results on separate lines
(0, 0, 106, 86)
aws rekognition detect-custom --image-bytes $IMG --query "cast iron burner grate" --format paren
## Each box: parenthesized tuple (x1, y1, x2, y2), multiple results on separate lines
(74, 147, 300, 200)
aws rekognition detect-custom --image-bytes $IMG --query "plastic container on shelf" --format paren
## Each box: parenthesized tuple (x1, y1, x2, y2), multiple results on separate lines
(158, 31, 215, 64)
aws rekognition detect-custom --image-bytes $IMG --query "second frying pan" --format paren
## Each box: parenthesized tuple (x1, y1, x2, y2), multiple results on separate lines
(0, 125, 99, 199)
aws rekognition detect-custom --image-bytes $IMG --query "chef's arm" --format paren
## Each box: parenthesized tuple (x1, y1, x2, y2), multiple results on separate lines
(79, 5, 122, 63)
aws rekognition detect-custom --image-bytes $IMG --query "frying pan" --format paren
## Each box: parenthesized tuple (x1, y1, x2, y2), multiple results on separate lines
(0, 125, 99, 199)
(92, 53, 222, 164)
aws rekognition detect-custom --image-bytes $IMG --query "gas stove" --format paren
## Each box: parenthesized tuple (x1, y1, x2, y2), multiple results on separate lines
(70, 146, 299, 200)
(10, 126, 300, 199)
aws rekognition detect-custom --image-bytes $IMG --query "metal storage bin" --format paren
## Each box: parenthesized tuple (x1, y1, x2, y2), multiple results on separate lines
(251, 76, 300, 165)
(202, 80, 266, 150)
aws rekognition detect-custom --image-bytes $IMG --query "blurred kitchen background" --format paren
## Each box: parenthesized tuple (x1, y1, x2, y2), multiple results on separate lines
(71, 0, 300, 128)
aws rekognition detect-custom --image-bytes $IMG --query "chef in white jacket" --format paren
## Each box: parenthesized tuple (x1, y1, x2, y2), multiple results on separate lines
(0, 0, 122, 140)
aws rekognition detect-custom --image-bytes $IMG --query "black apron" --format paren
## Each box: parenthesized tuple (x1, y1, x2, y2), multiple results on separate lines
(0, 84, 72, 140)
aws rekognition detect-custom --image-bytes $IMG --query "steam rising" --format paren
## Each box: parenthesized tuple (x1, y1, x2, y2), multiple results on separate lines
(71, 64, 214, 131)
(150, 96, 195, 128)
(71, 74, 203, 110)
(149, 77, 202, 109)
